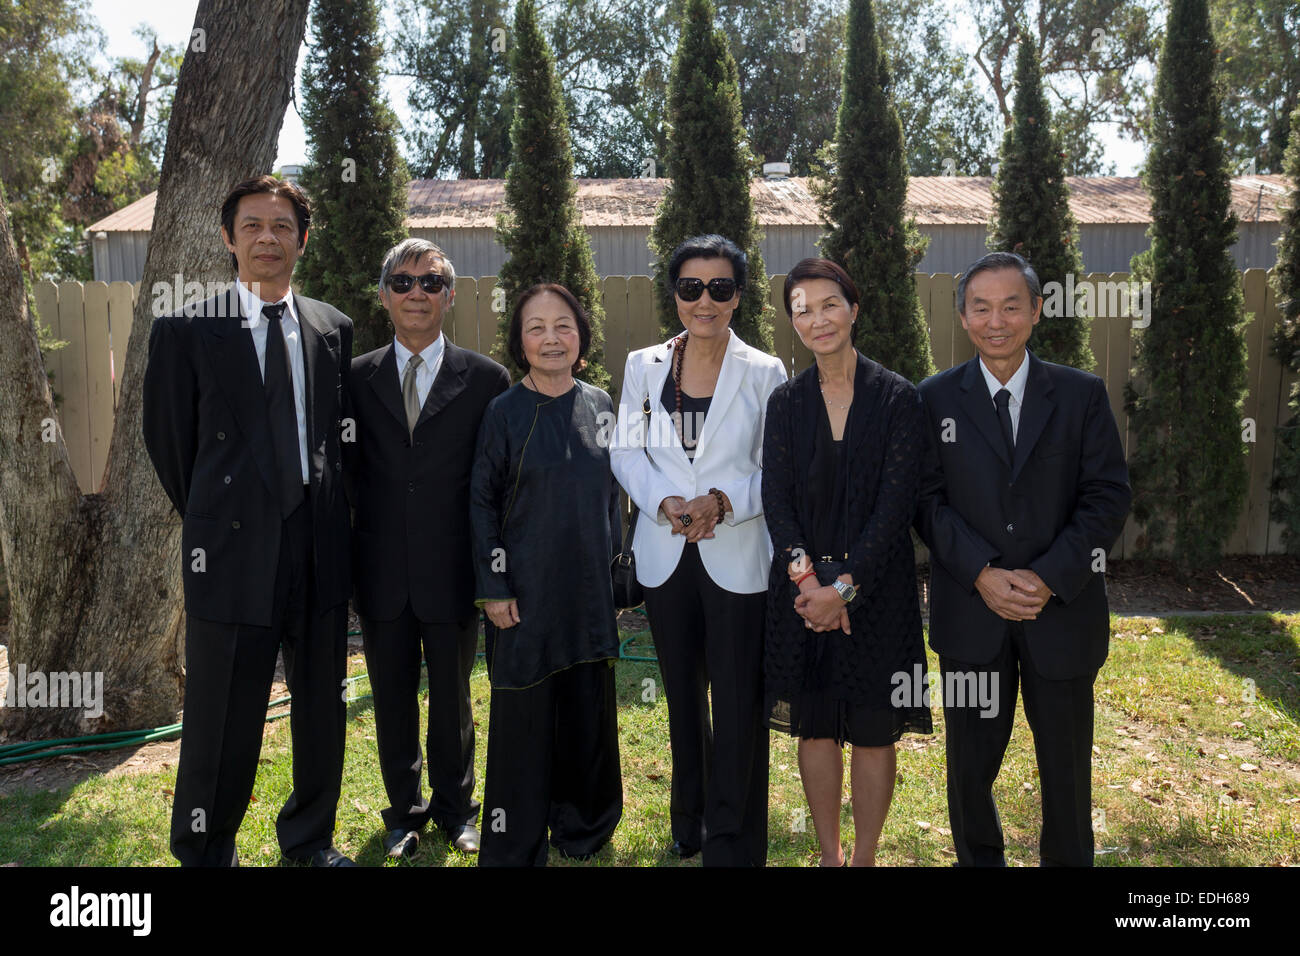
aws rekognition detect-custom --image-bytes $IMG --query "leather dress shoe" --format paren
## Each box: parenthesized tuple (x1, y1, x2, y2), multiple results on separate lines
(306, 846, 357, 867)
(383, 828, 420, 859)
(446, 824, 480, 854)
(668, 841, 699, 860)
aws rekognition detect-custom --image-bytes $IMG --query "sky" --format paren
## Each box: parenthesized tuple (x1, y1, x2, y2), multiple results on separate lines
(90, 0, 1147, 177)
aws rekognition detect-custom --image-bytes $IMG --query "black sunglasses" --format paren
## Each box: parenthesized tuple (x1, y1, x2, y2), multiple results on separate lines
(387, 272, 449, 294)
(675, 276, 737, 302)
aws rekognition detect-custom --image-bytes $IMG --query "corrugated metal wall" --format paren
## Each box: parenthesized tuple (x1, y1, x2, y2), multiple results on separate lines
(91, 221, 1283, 283)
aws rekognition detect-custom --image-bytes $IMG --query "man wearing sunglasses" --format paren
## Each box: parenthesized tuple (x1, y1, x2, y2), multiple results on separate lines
(344, 238, 510, 859)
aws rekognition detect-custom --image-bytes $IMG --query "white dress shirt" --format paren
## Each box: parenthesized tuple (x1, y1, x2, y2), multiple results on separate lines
(979, 349, 1030, 442)
(393, 333, 445, 410)
(237, 279, 308, 482)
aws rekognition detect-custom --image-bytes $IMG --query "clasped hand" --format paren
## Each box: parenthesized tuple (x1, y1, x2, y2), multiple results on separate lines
(660, 495, 720, 543)
(794, 577, 851, 634)
(974, 567, 1051, 621)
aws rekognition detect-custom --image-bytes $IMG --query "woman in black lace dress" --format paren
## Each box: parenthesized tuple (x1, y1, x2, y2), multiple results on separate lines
(762, 258, 932, 866)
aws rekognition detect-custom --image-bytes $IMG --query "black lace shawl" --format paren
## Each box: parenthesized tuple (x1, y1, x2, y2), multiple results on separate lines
(761, 351, 931, 718)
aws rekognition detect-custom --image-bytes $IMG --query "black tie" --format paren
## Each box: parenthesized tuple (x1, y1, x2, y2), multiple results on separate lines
(262, 303, 305, 517)
(994, 387, 1015, 461)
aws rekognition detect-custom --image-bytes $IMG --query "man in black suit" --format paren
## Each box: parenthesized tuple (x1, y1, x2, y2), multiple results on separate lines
(143, 175, 355, 866)
(345, 239, 509, 858)
(915, 251, 1131, 867)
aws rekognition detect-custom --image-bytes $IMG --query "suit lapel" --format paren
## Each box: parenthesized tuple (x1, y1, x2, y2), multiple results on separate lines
(1009, 352, 1056, 484)
(199, 288, 278, 496)
(644, 343, 686, 460)
(416, 339, 470, 428)
(297, 297, 340, 478)
(367, 345, 408, 432)
(958, 357, 1012, 468)
(692, 329, 749, 459)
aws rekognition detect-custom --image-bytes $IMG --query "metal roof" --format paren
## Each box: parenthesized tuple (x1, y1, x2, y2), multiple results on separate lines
(88, 174, 1292, 233)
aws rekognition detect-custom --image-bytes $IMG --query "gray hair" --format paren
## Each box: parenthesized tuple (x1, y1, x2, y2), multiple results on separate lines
(957, 251, 1041, 314)
(379, 237, 456, 293)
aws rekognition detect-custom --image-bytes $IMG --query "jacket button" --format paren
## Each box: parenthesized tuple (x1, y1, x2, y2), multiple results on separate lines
(1006, 523, 1014, 533)
(224, 475, 231, 484)
(231, 520, 241, 530)
(335, 461, 342, 471)
(408, 482, 415, 493)
(216, 431, 226, 440)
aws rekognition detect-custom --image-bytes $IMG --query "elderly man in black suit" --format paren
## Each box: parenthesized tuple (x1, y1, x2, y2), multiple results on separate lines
(915, 251, 1131, 867)
(143, 175, 355, 867)
(345, 239, 509, 858)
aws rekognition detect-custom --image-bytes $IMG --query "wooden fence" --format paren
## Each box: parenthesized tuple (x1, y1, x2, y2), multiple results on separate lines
(31, 271, 1298, 555)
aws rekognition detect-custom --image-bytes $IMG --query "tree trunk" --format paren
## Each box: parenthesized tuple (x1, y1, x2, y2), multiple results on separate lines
(0, 0, 310, 739)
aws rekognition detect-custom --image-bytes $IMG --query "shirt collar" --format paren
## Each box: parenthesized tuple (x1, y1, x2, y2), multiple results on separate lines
(236, 278, 298, 327)
(978, 350, 1030, 406)
(393, 332, 444, 370)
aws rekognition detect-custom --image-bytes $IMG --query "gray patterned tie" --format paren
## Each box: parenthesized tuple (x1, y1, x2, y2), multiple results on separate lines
(402, 354, 424, 435)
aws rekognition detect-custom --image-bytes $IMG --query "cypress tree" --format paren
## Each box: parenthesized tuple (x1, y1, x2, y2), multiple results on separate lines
(649, 0, 773, 352)
(815, 0, 932, 383)
(988, 34, 1094, 371)
(1126, 0, 1248, 567)
(297, 0, 410, 357)
(1269, 105, 1300, 552)
(494, 0, 609, 390)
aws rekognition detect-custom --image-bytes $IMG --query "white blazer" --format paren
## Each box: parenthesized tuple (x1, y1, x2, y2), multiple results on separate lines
(610, 330, 788, 593)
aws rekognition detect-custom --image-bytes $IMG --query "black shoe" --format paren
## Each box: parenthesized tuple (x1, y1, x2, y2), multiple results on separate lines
(446, 824, 480, 854)
(668, 841, 699, 859)
(383, 828, 420, 860)
(305, 846, 357, 867)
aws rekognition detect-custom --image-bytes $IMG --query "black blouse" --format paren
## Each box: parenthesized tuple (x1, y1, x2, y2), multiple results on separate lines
(469, 381, 622, 688)
(659, 374, 711, 462)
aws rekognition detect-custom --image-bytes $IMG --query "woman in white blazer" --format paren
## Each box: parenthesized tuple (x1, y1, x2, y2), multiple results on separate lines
(610, 234, 787, 866)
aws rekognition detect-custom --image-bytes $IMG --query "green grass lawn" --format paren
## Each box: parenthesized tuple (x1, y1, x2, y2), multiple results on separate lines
(1, 613, 1297, 866)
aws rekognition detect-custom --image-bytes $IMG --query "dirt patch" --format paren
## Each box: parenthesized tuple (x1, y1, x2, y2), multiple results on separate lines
(917, 555, 1300, 616)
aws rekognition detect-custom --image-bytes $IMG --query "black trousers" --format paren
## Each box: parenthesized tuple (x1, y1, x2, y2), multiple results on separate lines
(479, 660, 623, 867)
(359, 606, 479, 832)
(941, 622, 1097, 867)
(642, 543, 769, 867)
(170, 502, 348, 867)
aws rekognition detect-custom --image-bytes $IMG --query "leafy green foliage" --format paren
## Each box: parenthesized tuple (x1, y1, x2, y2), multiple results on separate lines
(1126, 0, 1249, 568)
(494, 0, 609, 390)
(970, 0, 1161, 175)
(815, 0, 932, 383)
(1211, 0, 1299, 174)
(297, 0, 411, 357)
(649, 0, 773, 352)
(988, 34, 1094, 370)
(1269, 106, 1300, 552)
(393, 0, 513, 178)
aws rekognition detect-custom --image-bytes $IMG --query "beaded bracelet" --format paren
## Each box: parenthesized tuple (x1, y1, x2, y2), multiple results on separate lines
(708, 487, 726, 523)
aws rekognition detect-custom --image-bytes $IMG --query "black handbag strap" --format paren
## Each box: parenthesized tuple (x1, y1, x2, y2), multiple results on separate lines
(620, 396, 653, 549)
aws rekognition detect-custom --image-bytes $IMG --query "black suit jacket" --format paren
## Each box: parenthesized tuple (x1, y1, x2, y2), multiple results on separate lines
(345, 339, 510, 624)
(914, 352, 1131, 679)
(142, 287, 354, 627)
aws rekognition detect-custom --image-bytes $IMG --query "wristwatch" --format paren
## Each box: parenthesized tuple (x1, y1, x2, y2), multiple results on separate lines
(831, 580, 858, 604)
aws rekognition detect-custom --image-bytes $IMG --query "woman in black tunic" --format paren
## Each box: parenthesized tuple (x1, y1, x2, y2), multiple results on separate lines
(470, 283, 623, 866)
(762, 259, 932, 866)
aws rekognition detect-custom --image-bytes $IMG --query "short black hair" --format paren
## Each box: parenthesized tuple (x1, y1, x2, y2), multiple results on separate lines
(783, 257, 859, 317)
(665, 234, 748, 299)
(957, 251, 1042, 314)
(220, 175, 311, 272)
(507, 283, 591, 375)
